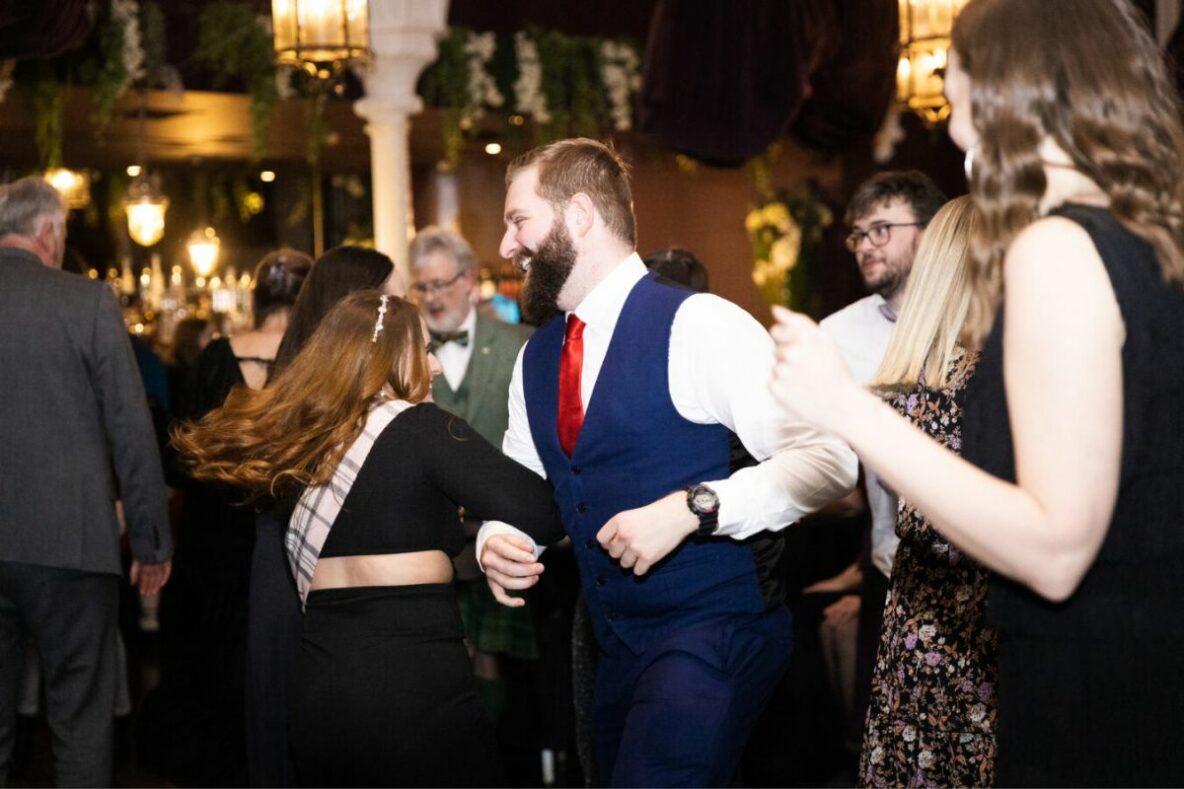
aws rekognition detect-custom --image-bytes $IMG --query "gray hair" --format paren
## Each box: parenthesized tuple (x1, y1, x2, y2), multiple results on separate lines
(0, 177, 66, 239)
(409, 226, 476, 276)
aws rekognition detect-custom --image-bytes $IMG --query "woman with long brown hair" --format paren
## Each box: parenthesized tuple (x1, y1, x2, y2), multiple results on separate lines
(175, 292, 562, 786)
(769, 0, 1184, 784)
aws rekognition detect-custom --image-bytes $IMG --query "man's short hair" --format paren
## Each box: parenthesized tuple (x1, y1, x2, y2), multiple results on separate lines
(409, 226, 478, 276)
(0, 177, 66, 239)
(844, 170, 947, 228)
(506, 137, 637, 246)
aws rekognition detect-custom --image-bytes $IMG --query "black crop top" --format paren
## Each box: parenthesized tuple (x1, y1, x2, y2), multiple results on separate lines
(319, 403, 563, 560)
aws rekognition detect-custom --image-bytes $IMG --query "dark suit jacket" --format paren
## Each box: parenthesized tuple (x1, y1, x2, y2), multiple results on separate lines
(432, 314, 532, 447)
(0, 248, 171, 575)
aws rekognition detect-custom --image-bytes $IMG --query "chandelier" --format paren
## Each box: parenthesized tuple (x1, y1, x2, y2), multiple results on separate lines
(897, 0, 969, 124)
(271, 0, 371, 79)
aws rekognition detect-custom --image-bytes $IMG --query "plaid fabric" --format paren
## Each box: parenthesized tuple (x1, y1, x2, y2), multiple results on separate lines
(286, 399, 412, 606)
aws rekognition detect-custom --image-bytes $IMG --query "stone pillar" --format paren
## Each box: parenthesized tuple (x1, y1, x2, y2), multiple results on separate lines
(354, 0, 449, 282)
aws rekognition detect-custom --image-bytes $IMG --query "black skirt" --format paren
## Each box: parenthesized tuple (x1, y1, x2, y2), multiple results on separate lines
(289, 583, 502, 787)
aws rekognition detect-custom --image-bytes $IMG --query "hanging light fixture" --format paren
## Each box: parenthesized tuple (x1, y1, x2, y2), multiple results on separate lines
(44, 168, 91, 209)
(271, 0, 371, 79)
(124, 92, 169, 246)
(897, 0, 969, 124)
(124, 175, 169, 247)
(187, 226, 221, 278)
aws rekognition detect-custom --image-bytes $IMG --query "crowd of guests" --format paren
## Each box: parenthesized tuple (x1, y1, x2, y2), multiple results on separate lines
(2, 0, 1184, 786)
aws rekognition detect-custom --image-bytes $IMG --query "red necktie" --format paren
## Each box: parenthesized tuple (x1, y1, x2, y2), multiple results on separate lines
(558, 314, 586, 457)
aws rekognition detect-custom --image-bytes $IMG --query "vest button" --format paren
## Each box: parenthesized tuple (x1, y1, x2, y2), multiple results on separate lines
(584, 539, 595, 550)
(596, 576, 606, 586)
(576, 502, 588, 513)
(571, 465, 581, 475)
(606, 611, 619, 621)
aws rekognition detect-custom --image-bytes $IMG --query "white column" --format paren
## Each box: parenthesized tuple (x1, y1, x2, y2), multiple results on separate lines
(354, 0, 449, 282)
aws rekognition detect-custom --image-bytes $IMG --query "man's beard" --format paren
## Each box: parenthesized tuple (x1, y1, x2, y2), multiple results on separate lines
(517, 219, 577, 325)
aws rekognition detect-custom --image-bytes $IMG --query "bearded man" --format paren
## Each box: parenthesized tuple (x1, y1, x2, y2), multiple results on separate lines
(475, 138, 857, 787)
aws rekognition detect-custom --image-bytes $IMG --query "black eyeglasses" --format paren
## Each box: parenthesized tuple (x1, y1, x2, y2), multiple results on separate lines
(845, 222, 923, 252)
(411, 271, 465, 296)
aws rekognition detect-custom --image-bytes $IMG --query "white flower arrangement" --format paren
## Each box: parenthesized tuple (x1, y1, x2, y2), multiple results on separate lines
(513, 31, 551, 125)
(599, 39, 641, 131)
(111, 0, 146, 88)
(462, 31, 503, 128)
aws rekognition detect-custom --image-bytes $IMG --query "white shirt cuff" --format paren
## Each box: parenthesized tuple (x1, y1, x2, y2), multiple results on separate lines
(475, 521, 544, 572)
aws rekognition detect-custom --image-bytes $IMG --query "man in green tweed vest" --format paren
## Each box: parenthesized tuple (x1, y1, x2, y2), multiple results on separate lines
(410, 226, 534, 720)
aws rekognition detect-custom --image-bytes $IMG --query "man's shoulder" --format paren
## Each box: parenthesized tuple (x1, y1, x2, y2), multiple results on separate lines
(478, 314, 533, 349)
(0, 251, 107, 307)
(819, 295, 887, 337)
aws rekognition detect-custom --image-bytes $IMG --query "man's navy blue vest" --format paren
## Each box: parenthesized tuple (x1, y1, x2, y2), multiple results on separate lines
(523, 273, 766, 655)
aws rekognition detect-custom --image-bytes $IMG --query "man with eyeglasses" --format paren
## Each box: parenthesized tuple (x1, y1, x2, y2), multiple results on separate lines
(810, 170, 947, 750)
(408, 225, 534, 722)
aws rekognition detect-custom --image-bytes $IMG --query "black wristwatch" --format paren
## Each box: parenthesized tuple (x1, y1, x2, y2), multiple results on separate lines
(686, 483, 720, 536)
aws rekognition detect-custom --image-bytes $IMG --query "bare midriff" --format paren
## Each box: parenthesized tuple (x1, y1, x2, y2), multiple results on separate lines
(310, 550, 454, 590)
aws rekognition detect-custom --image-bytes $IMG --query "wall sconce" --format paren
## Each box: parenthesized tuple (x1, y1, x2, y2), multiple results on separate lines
(187, 226, 221, 277)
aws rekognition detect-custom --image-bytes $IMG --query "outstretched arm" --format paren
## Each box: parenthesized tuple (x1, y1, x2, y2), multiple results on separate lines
(769, 217, 1123, 601)
(597, 295, 858, 575)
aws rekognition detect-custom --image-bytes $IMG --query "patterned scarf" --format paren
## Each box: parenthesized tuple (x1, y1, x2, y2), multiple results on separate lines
(286, 398, 413, 607)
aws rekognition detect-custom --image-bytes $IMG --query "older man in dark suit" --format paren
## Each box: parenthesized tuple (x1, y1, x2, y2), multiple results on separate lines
(0, 177, 172, 786)
(410, 226, 534, 714)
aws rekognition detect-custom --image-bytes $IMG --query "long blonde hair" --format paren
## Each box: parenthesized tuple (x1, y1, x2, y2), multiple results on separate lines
(172, 291, 432, 501)
(870, 196, 978, 391)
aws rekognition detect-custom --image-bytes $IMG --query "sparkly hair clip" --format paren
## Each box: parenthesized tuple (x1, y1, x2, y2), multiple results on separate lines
(371, 294, 389, 343)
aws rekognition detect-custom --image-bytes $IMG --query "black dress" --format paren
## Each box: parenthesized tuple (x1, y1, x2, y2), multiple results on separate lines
(144, 338, 262, 786)
(961, 205, 1184, 787)
(287, 403, 563, 787)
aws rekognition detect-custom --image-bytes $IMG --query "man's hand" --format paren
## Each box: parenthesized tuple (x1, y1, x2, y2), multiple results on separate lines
(130, 559, 172, 597)
(823, 594, 861, 626)
(597, 491, 698, 577)
(481, 534, 544, 608)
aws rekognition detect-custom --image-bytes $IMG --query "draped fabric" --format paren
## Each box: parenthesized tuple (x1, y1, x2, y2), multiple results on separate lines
(0, 1, 93, 60)
(638, 0, 898, 165)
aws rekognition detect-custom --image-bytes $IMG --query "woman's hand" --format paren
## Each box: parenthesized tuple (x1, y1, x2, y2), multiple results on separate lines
(768, 305, 863, 436)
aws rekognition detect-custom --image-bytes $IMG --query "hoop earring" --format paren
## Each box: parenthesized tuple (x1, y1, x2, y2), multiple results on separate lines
(964, 144, 979, 183)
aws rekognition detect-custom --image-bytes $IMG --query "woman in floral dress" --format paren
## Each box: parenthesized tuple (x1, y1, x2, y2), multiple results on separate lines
(856, 197, 998, 787)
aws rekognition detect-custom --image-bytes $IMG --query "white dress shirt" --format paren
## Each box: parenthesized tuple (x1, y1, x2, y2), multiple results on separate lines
(819, 294, 900, 578)
(434, 307, 477, 391)
(479, 253, 858, 560)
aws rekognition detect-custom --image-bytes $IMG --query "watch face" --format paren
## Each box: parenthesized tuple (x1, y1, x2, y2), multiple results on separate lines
(690, 486, 719, 514)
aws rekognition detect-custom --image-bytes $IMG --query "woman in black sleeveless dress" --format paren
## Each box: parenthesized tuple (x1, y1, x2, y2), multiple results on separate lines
(768, 1, 1184, 784)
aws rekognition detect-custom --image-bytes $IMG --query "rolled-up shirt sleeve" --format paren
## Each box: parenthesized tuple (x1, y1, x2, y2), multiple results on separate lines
(477, 345, 549, 569)
(670, 295, 858, 539)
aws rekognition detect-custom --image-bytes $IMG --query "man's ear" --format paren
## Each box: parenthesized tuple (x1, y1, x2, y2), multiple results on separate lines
(567, 192, 597, 238)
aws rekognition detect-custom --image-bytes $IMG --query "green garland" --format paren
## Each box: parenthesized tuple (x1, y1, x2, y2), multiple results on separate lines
(195, 2, 278, 161)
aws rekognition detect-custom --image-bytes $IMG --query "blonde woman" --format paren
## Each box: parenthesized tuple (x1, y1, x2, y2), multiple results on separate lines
(856, 196, 997, 787)
(770, 0, 1184, 783)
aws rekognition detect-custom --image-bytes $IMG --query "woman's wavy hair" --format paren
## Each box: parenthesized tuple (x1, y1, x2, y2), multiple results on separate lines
(870, 196, 978, 391)
(953, 0, 1184, 344)
(172, 292, 430, 501)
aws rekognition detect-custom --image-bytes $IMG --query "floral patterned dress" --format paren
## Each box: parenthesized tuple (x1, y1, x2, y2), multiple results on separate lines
(858, 350, 999, 788)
